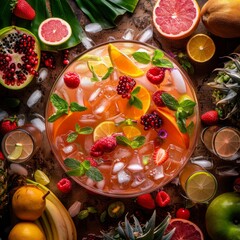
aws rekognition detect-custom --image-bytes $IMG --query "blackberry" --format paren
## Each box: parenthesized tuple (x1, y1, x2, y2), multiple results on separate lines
(140, 111, 162, 130)
(116, 75, 136, 99)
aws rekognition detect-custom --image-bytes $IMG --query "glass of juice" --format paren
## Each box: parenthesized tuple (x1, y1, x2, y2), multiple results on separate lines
(201, 126, 240, 160)
(1, 124, 43, 163)
(179, 162, 218, 203)
(45, 41, 200, 197)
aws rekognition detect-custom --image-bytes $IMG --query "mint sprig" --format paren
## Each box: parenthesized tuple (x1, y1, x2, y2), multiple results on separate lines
(161, 93, 196, 134)
(129, 86, 143, 109)
(64, 158, 103, 182)
(132, 49, 173, 68)
(48, 93, 87, 122)
(90, 66, 114, 82)
(116, 135, 146, 149)
(67, 123, 93, 143)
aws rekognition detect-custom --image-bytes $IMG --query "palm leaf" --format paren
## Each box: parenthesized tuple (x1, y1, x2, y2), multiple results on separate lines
(0, 0, 12, 29)
(108, 0, 139, 12)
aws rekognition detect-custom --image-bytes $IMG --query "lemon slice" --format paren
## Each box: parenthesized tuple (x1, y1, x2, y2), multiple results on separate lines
(108, 44, 144, 77)
(185, 171, 217, 203)
(122, 125, 141, 139)
(93, 121, 118, 142)
(8, 143, 23, 160)
(87, 61, 109, 77)
(34, 170, 50, 186)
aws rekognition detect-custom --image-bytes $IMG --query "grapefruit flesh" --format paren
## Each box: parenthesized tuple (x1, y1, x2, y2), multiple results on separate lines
(38, 18, 72, 45)
(153, 0, 200, 40)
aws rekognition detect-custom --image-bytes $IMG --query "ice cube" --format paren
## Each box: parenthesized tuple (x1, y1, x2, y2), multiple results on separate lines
(82, 36, 96, 49)
(96, 179, 105, 189)
(85, 23, 102, 33)
(113, 147, 132, 160)
(79, 114, 97, 124)
(104, 86, 117, 99)
(80, 76, 95, 89)
(0, 110, 8, 121)
(36, 67, 49, 84)
(131, 172, 146, 188)
(30, 117, 46, 132)
(112, 161, 125, 174)
(92, 99, 110, 115)
(27, 89, 42, 108)
(76, 88, 84, 105)
(88, 88, 102, 103)
(17, 114, 26, 127)
(122, 29, 135, 40)
(86, 178, 95, 187)
(62, 144, 78, 155)
(135, 25, 153, 43)
(117, 170, 131, 184)
(215, 166, 240, 176)
(171, 68, 187, 94)
(74, 63, 89, 74)
(168, 144, 185, 162)
(127, 164, 143, 172)
(190, 156, 213, 170)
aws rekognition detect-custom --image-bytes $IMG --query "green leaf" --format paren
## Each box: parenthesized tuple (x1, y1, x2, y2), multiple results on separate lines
(129, 96, 143, 109)
(116, 136, 132, 147)
(131, 86, 141, 95)
(78, 127, 93, 134)
(108, 0, 139, 12)
(47, 110, 68, 122)
(78, 210, 89, 220)
(64, 158, 81, 168)
(102, 67, 114, 80)
(132, 51, 151, 64)
(82, 160, 91, 170)
(153, 49, 164, 59)
(176, 117, 187, 133)
(130, 136, 145, 149)
(161, 93, 179, 111)
(90, 66, 100, 82)
(179, 99, 196, 109)
(75, 123, 81, 133)
(0, 0, 12, 29)
(152, 49, 174, 68)
(70, 102, 87, 112)
(187, 121, 194, 135)
(86, 167, 103, 181)
(67, 132, 78, 143)
(50, 94, 69, 111)
(66, 167, 85, 176)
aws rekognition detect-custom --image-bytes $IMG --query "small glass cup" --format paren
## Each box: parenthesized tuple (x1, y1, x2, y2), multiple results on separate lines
(201, 126, 240, 160)
(179, 162, 218, 203)
(1, 124, 43, 163)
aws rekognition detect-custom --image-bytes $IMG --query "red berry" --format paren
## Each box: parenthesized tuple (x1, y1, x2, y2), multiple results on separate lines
(146, 67, 165, 85)
(90, 136, 117, 157)
(140, 111, 162, 130)
(136, 193, 156, 209)
(86, 157, 98, 167)
(176, 208, 190, 219)
(57, 178, 72, 193)
(0, 151, 5, 161)
(117, 76, 136, 99)
(63, 72, 80, 89)
(201, 110, 219, 125)
(153, 147, 169, 166)
(233, 177, 240, 192)
(0, 118, 18, 135)
(152, 90, 166, 107)
(155, 190, 171, 207)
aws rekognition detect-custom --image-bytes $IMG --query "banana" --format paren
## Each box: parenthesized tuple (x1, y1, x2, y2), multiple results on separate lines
(35, 218, 47, 239)
(27, 179, 77, 240)
(45, 199, 68, 240)
(39, 211, 54, 240)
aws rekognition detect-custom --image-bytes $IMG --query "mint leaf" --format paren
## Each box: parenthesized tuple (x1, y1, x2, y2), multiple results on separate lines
(153, 49, 164, 59)
(82, 160, 91, 170)
(132, 51, 151, 64)
(161, 93, 179, 110)
(75, 123, 81, 133)
(50, 93, 68, 111)
(78, 127, 93, 134)
(66, 167, 85, 177)
(130, 136, 146, 149)
(116, 135, 132, 147)
(64, 158, 81, 168)
(86, 167, 103, 181)
(131, 86, 141, 95)
(48, 110, 67, 122)
(129, 96, 143, 109)
(187, 121, 194, 135)
(70, 102, 87, 112)
(102, 67, 114, 80)
(152, 49, 174, 68)
(90, 66, 100, 82)
(176, 117, 187, 133)
(179, 99, 196, 109)
(67, 132, 78, 142)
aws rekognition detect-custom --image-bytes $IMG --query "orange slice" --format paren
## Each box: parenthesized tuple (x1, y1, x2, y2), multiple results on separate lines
(108, 44, 144, 77)
(93, 121, 118, 142)
(187, 34, 216, 63)
(118, 85, 151, 120)
(122, 125, 141, 139)
(157, 108, 189, 148)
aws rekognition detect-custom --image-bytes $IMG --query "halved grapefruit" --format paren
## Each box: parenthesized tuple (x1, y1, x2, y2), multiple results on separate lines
(153, 0, 200, 40)
(38, 17, 72, 46)
(165, 218, 204, 240)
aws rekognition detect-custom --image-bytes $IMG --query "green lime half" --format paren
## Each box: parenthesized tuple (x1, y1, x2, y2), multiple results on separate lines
(8, 143, 23, 160)
(185, 171, 217, 203)
(34, 170, 50, 186)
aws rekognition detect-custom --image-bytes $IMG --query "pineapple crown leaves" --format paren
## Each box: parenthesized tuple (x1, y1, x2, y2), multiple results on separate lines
(102, 210, 175, 240)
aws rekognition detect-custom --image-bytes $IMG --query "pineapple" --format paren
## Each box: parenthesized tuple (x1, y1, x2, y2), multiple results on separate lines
(207, 52, 240, 123)
(101, 210, 175, 240)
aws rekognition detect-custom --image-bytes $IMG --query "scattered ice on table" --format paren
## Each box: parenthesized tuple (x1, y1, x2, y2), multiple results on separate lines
(107, 36, 116, 42)
(96, 179, 105, 189)
(171, 68, 187, 94)
(9, 163, 28, 176)
(82, 36, 95, 49)
(80, 77, 94, 89)
(36, 68, 49, 84)
(0, 110, 8, 121)
(16, 114, 26, 126)
(68, 201, 82, 218)
(135, 25, 153, 43)
(190, 156, 213, 170)
(85, 23, 103, 33)
(27, 89, 42, 108)
(122, 29, 135, 40)
(131, 172, 146, 187)
(117, 170, 131, 184)
(112, 161, 125, 174)
(31, 117, 46, 132)
(215, 166, 239, 176)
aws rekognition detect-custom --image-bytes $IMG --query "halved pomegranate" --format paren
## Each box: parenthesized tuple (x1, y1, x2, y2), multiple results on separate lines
(0, 26, 41, 90)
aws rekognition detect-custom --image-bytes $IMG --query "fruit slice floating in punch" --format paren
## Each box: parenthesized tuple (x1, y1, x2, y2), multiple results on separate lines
(0, 26, 40, 90)
(153, 0, 200, 40)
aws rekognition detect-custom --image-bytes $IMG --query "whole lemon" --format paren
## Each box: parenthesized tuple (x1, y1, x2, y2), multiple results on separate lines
(8, 222, 46, 240)
(12, 185, 47, 221)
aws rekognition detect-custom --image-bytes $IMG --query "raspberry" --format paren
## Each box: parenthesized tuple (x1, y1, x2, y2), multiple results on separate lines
(146, 67, 166, 85)
(116, 76, 136, 99)
(152, 90, 166, 107)
(140, 111, 162, 130)
(90, 136, 117, 157)
(0, 118, 18, 135)
(63, 72, 80, 88)
(86, 157, 98, 167)
(57, 178, 72, 193)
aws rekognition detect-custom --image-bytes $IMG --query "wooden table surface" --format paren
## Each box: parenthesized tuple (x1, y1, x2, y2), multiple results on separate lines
(1, 0, 240, 239)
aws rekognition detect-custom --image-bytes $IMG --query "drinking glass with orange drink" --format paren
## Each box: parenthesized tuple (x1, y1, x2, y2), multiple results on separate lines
(45, 41, 200, 197)
(179, 162, 218, 203)
(1, 124, 43, 163)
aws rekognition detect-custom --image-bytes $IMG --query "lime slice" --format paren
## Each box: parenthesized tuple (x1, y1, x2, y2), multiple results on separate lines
(34, 170, 50, 186)
(8, 143, 23, 160)
(78, 54, 101, 61)
(87, 60, 109, 77)
(185, 171, 217, 203)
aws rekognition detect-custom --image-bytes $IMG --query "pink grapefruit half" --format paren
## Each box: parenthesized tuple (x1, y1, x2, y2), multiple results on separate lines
(153, 0, 200, 40)
(38, 17, 72, 46)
